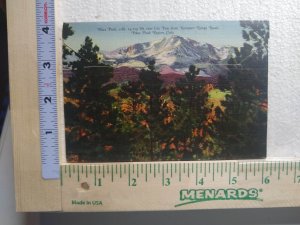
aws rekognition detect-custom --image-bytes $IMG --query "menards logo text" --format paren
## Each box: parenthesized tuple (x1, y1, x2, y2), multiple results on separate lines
(175, 188, 262, 207)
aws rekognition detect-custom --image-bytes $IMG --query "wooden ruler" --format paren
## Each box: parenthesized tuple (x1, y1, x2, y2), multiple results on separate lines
(61, 160, 300, 211)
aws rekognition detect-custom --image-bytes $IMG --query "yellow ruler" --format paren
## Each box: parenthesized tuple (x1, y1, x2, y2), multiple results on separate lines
(61, 160, 300, 211)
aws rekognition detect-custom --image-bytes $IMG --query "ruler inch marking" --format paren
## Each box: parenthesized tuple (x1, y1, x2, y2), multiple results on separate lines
(196, 163, 198, 185)
(278, 162, 281, 180)
(68, 165, 71, 178)
(77, 165, 80, 182)
(111, 165, 114, 182)
(229, 162, 231, 185)
(262, 163, 264, 184)
(162, 164, 164, 186)
(245, 162, 248, 180)
(146, 164, 148, 182)
(120, 164, 122, 178)
(102, 165, 105, 178)
(221, 162, 223, 177)
(128, 164, 131, 186)
(179, 163, 181, 182)
(212, 163, 215, 181)
(294, 161, 297, 184)
(94, 166, 96, 186)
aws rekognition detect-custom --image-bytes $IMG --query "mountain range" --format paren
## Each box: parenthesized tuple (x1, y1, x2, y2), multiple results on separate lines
(63, 35, 236, 86)
(103, 35, 235, 76)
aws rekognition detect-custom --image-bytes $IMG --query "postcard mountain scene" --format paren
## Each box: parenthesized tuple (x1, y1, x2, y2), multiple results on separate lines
(63, 21, 268, 162)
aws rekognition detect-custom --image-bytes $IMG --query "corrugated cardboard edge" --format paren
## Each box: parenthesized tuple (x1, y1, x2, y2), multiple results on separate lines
(7, 0, 61, 212)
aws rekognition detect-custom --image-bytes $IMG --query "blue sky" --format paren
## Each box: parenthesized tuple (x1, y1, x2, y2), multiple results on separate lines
(64, 21, 244, 52)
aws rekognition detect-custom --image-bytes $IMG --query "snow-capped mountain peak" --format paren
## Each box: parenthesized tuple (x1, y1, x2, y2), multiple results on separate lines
(103, 35, 235, 75)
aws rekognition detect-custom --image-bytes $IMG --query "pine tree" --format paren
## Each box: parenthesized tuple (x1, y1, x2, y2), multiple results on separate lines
(216, 21, 269, 158)
(110, 80, 152, 161)
(64, 36, 117, 161)
(167, 65, 214, 160)
(62, 23, 74, 61)
(138, 59, 164, 160)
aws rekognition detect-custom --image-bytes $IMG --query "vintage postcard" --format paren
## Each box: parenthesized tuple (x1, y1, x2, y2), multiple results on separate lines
(62, 21, 268, 162)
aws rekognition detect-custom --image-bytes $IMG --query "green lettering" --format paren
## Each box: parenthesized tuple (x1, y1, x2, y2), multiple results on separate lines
(180, 189, 195, 201)
(227, 189, 237, 199)
(248, 188, 259, 199)
(215, 189, 226, 199)
(237, 189, 248, 199)
(195, 189, 205, 200)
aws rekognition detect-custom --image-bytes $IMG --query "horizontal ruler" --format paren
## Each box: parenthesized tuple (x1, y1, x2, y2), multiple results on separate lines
(61, 160, 300, 211)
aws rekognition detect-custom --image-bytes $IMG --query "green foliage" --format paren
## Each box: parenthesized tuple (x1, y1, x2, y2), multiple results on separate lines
(62, 23, 74, 60)
(63, 23, 74, 40)
(164, 65, 219, 160)
(215, 21, 268, 158)
(138, 59, 164, 160)
(64, 36, 121, 161)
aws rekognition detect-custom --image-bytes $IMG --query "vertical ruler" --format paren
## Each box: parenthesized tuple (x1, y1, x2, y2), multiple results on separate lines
(61, 161, 300, 211)
(36, 0, 59, 179)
